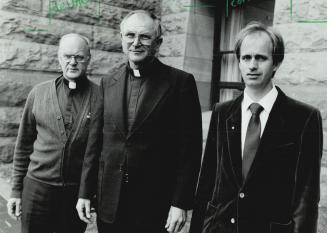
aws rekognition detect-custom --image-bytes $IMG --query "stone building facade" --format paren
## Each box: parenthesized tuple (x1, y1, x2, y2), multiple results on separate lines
(0, 0, 326, 231)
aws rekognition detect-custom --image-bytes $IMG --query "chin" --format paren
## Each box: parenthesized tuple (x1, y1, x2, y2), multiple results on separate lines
(129, 54, 147, 63)
(66, 73, 81, 79)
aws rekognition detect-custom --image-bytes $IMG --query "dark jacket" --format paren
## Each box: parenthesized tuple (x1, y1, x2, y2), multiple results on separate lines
(190, 87, 323, 233)
(11, 77, 99, 198)
(79, 59, 203, 228)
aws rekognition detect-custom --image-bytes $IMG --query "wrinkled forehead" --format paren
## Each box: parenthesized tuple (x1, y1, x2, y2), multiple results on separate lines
(58, 36, 89, 55)
(121, 13, 156, 34)
(240, 32, 273, 55)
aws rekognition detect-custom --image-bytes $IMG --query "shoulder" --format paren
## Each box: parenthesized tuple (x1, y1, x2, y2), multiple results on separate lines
(278, 87, 320, 117)
(28, 79, 54, 98)
(159, 60, 193, 80)
(276, 87, 321, 127)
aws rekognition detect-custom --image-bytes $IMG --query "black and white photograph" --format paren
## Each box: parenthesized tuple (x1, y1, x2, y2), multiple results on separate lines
(0, 0, 326, 233)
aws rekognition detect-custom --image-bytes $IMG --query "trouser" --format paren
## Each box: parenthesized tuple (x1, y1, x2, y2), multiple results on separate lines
(21, 177, 87, 233)
(96, 182, 167, 233)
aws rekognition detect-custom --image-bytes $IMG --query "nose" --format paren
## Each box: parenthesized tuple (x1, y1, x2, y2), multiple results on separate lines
(249, 58, 258, 70)
(132, 36, 141, 46)
(69, 56, 77, 65)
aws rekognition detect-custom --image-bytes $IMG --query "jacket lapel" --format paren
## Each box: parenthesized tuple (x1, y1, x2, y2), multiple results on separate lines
(128, 60, 171, 138)
(108, 67, 128, 136)
(226, 95, 243, 187)
(244, 88, 287, 181)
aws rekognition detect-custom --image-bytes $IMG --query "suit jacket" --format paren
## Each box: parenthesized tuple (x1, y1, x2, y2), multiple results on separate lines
(79, 58, 203, 228)
(190, 87, 323, 233)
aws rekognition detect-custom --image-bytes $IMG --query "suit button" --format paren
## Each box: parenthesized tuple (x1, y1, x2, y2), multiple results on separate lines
(239, 192, 245, 198)
(230, 218, 235, 224)
(60, 130, 65, 134)
(57, 116, 61, 120)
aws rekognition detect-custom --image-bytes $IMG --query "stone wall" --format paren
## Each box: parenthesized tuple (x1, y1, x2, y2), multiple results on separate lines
(0, 0, 215, 163)
(0, 0, 163, 163)
(274, 0, 327, 231)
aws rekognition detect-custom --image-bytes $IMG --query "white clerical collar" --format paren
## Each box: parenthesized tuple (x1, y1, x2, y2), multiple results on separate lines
(68, 81, 76, 89)
(133, 69, 141, 77)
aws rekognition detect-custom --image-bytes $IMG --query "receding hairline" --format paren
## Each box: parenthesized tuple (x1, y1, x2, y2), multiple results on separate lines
(120, 10, 162, 38)
(58, 33, 91, 55)
(241, 31, 273, 48)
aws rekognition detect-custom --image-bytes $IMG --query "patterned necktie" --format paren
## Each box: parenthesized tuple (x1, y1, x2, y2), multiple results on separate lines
(242, 103, 264, 179)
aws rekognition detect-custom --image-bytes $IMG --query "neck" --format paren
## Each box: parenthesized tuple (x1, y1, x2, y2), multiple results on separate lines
(63, 75, 85, 83)
(245, 82, 273, 102)
(129, 57, 155, 70)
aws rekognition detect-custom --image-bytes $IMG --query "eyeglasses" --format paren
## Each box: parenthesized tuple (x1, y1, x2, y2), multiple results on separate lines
(61, 55, 89, 63)
(122, 33, 157, 45)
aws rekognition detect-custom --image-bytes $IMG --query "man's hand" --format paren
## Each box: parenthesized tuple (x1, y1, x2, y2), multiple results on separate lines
(7, 198, 22, 220)
(165, 206, 186, 233)
(76, 198, 92, 224)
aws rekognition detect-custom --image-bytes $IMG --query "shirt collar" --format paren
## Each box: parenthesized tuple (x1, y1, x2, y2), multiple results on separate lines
(242, 85, 278, 115)
(60, 75, 88, 91)
(126, 58, 158, 78)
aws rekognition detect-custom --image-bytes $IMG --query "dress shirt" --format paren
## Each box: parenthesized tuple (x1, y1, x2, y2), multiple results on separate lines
(126, 72, 146, 131)
(241, 85, 278, 157)
(56, 76, 88, 136)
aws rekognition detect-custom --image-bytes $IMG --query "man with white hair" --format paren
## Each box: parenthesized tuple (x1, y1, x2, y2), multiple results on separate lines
(77, 10, 203, 233)
(7, 33, 98, 233)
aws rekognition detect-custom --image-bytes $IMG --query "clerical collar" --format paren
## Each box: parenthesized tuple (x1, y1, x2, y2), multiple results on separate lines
(127, 59, 158, 78)
(62, 75, 87, 90)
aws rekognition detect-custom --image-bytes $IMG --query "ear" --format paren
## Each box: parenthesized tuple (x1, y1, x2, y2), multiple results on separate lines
(156, 37, 163, 48)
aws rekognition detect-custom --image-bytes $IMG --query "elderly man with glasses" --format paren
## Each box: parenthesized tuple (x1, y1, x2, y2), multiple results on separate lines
(7, 33, 99, 233)
(76, 10, 203, 233)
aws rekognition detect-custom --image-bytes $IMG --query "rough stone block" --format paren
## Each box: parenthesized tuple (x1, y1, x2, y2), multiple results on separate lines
(0, 10, 93, 46)
(159, 34, 186, 57)
(0, 0, 42, 16)
(275, 51, 327, 85)
(0, 81, 33, 107)
(88, 51, 126, 75)
(0, 39, 125, 75)
(275, 24, 327, 53)
(0, 39, 60, 72)
(0, 137, 16, 163)
(161, 0, 191, 15)
(43, 0, 130, 29)
(92, 26, 121, 52)
(276, 84, 327, 133)
(161, 12, 189, 35)
(275, 0, 327, 24)
(0, 107, 23, 137)
(98, 0, 161, 16)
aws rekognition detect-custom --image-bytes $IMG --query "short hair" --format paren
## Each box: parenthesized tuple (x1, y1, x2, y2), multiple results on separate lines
(234, 22, 284, 65)
(58, 33, 91, 56)
(120, 10, 162, 38)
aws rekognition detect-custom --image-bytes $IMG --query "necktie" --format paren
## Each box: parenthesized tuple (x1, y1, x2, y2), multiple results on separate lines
(242, 103, 264, 179)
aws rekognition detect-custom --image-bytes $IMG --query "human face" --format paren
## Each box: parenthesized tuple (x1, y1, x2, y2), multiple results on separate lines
(121, 13, 161, 67)
(58, 36, 90, 80)
(239, 32, 279, 94)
